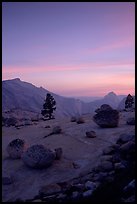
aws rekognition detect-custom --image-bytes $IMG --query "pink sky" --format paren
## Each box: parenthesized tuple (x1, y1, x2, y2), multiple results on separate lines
(2, 2, 135, 97)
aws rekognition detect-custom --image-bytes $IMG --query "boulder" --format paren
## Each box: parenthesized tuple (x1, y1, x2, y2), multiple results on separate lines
(86, 130, 96, 138)
(93, 109, 119, 128)
(83, 189, 93, 198)
(98, 161, 114, 172)
(76, 117, 85, 124)
(119, 141, 135, 154)
(103, 146, 115, 155)
(85, 181, 96, 190)
(22, 144, 56, 168)
(116, 134, 135, 145)
(7, 138, 26, 159)
(114, 162, 126, 170)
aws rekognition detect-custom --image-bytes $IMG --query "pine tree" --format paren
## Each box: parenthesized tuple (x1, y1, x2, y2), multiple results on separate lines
(125, 94, 134, 109)
(41, 93, 56, 119)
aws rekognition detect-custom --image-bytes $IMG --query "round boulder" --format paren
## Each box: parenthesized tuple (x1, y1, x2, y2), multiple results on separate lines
(93, 109, 119, 128)
(7, 138, 26, 159)
(22, 144, 56, 168)
(100, 104, 113, 111)
(95, 104, 113, 113)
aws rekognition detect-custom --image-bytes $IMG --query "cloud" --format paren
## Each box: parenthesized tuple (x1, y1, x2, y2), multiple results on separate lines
(2, 59, 134, 77)
(84, 37, 134, 55)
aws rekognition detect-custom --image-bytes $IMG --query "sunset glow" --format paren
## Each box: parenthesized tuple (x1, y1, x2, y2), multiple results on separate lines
(2, 2, 135, 97)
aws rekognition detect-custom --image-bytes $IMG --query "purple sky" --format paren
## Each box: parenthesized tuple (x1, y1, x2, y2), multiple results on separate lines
(2, 2, 135, 97)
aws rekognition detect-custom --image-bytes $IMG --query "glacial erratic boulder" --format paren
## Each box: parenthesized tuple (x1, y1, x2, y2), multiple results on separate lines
(95, 104, 113, 113)
(93, 109, 119, 128)
(7, 138, 26, 159)
(22, 144, 56, 168)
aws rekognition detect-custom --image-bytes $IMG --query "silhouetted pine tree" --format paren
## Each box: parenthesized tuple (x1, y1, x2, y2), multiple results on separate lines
(41, 93, 56, 119)
(125, 94, 134, 109)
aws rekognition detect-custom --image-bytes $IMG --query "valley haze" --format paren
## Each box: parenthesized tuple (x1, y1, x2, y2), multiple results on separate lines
(2, 78, 133, 119)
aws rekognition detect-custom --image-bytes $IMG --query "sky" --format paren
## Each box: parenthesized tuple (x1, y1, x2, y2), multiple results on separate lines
(2, 2, 135, 97)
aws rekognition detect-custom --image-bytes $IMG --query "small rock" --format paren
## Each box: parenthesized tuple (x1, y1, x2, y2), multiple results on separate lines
(99, 161, 113, 172)
(45, 125, 51, 128)
(56, 193, 67, 200)
(119, 141, 135, 153)
(54, 147, 63, 160)
(76, 117, 85, 124)
(114, 162, 126, 170)
(72, 183, 85, 191)
(85, 181, 96, 190)
(117, 134, 135, 144)
(100, 155, 113, 162)
(70, 116, 77, 122)
(52, 126, 62, 134)
(103, 146, 115, 155)
(108, 171, 115, 176)
(73, 162, 81, 169)
(7, 138, 26, 159)
(86, 131, 96, 138)
(93, 172, 108, 182)
(71, 191, 80, 200)
(83, 189, 93, 198)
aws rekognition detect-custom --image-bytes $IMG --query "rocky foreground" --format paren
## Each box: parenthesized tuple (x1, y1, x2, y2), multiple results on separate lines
(2, 110, 135, 202)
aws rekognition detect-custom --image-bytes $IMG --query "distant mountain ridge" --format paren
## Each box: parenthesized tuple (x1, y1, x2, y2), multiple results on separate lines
(2, 78, 129, 118)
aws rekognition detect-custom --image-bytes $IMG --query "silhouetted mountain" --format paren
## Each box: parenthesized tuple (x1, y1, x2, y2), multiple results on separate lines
(2, 78, 130, 118)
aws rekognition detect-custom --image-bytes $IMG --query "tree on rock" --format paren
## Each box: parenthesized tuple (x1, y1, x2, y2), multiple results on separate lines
(125, 94, 134, 109)
(41, 93, 56, 119)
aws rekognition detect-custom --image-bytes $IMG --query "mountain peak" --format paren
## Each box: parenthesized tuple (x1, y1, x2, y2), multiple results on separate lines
(107, 91, 117, 96)
(13, 78, 21, 81)
(104, 91, 118, 100)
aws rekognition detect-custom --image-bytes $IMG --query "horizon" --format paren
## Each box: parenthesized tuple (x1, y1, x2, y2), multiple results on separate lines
(2, 2, 135, 97)
(2, 77, 134, 99)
